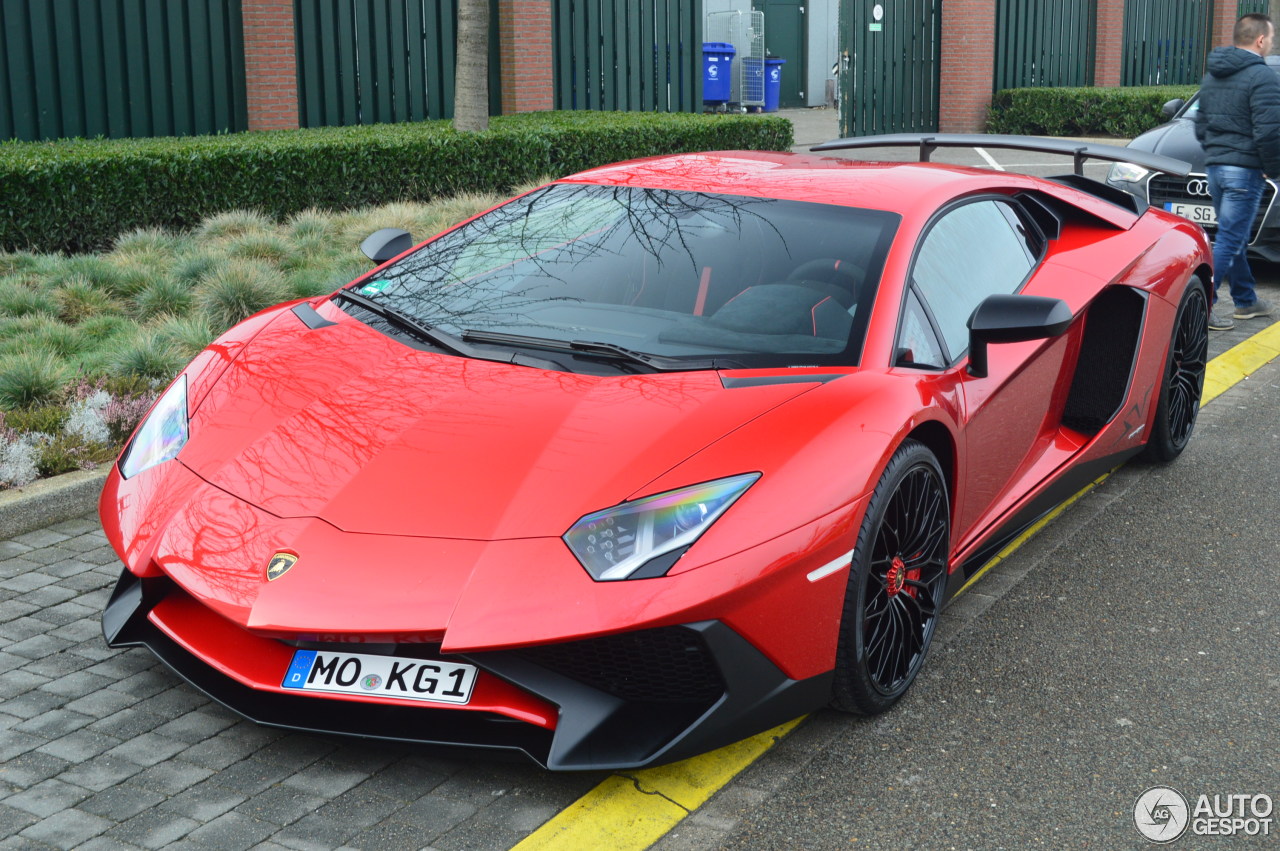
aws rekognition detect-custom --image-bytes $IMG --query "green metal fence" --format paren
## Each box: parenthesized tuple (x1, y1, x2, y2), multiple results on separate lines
(553, 0, 703, 112)
(995, 0, 1097, 90)
(1122, 0, 1214, 85)
(1236, 0, 1269, 15)
(840, 0, 940, 136)
(0, 0, 246, 142)
(294, 0, 500, 127)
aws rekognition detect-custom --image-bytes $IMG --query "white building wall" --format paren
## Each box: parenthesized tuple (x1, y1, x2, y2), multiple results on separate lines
(807, 0, 839, 107)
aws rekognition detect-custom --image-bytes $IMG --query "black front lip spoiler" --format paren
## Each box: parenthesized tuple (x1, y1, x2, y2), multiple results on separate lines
(103, 571, 830, 771)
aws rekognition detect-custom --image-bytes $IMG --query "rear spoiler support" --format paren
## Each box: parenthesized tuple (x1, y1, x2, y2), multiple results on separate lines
(810, 133, 1191, 178)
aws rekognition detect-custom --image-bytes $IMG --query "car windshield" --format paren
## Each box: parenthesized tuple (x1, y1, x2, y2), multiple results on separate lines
(341, 183, 899, 371)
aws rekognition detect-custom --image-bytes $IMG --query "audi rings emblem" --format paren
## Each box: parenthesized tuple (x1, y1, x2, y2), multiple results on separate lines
(1186, 178, 1211, 197)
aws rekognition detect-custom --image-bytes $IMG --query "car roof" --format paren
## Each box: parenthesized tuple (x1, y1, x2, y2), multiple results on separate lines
(561, 150, 1022, 214)
(561, 149, 1140, 229)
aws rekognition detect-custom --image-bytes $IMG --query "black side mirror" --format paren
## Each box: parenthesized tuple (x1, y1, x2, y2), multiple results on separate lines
(360, 228, 414, 264)
(967, 294, 1072, 378)
(1161, 98, 1186, 120)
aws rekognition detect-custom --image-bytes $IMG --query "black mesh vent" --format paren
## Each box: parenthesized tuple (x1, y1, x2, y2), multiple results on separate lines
(519, 627, 725, 703)
(1147, 174, 1275, 239)
(1063, 286, 1145, 434)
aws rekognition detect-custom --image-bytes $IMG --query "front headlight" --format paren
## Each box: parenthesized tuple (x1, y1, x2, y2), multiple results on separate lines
(119, 376, 189, 479)
(564, 473, 760, 581)
(1108, 161, 1150, 183)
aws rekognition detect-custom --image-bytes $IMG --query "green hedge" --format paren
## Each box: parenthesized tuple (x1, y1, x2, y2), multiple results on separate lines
(987, 86, 1199, 138)
(0, 111, 793, 254)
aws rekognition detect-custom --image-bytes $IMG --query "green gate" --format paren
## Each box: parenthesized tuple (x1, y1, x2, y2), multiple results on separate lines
(1122, 0, 1214, 85)
(553, 0, 702, 112)
(760, 0, 806, 108)
(294, 0, 501, 127)
(840, 0, 940, 137)
(0, 0, 246, 142)
(995, 0, 1097, 90)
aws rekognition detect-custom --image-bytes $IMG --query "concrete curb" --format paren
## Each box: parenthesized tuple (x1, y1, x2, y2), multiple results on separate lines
(0, 468, 107, 539)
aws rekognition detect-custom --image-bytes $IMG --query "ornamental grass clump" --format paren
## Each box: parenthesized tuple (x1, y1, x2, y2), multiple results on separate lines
(133, 277, 194, 320)
(112, 226, 191, 261)
(56, 255, 132, 298)
(104, 328, 187, 382)
(223, 232, 293, 264)
(0, 275, 56, 319)
(195, 258, 289, 329)
(195, 209, 275, 241)
(0, 350, 68, 409)
(8, 317, 89, 360)
(153, 314, 216, 360)
(55, 276, 124, 324)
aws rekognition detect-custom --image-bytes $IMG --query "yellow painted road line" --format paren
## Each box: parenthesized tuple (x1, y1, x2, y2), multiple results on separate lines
(516, 321, 1280, 851)
(511, 718, 803, 851)
(1202, 318, 1280, 404)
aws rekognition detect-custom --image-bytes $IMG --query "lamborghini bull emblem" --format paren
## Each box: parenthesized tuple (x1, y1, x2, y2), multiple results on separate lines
(266, 553, 298, 581)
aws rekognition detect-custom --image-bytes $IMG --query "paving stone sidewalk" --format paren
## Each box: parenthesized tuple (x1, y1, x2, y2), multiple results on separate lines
(0, 516, 599, 851)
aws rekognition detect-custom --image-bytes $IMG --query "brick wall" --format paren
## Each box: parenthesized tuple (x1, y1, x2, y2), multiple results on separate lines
(498, 0, 555, 113)
(1211, 3, 1239, 51)
(242, 0, 300, 131)
(1095, 0, 1124, 86)
(938, 0, 994, 133)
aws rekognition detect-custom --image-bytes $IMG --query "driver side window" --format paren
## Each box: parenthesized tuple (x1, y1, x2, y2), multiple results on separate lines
(910, 199, 1037, 361)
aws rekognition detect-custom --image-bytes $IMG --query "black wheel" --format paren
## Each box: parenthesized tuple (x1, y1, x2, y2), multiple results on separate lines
(1141, 277, 1207, 462)
(832, 440, 949, 715)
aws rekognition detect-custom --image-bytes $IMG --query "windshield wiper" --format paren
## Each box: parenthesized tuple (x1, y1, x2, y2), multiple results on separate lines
(460, 330, 732, 371)
(333, 289, 472, 356)
(333, 290, 566, 370)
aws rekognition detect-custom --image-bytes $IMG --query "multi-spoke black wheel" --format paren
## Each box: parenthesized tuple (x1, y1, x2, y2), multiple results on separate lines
(1141, 278, 1208, 462)
(832, 439, 949, 715)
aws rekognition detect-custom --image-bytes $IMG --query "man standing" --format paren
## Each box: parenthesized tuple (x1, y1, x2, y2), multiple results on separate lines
(1195, 13, 1280, 330)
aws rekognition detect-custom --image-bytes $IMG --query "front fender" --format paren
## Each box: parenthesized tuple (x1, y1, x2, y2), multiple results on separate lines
(646, 370, 961, 575)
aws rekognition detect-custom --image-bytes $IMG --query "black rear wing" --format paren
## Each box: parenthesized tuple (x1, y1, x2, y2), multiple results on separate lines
(810, 133, 1191, 178)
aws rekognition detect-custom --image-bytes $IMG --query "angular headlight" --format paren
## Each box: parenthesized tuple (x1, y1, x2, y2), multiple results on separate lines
(119, 376, 189, 479)
(564, 473, 760, 581)
(1108, 161, 1150, 183)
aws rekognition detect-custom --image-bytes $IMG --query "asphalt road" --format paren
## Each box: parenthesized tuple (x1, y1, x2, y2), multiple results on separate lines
(3, 124, 1278, 850)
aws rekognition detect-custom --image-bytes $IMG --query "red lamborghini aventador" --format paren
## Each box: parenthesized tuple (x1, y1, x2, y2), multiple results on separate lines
(100, 135, 1209, 770)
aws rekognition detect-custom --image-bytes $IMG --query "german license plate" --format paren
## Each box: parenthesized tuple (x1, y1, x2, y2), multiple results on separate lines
(281, 649, 477, 705)
(1165, 201, 1216, 225)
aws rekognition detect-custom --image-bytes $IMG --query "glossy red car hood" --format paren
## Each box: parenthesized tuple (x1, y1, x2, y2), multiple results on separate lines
(180, 307, 815, 540)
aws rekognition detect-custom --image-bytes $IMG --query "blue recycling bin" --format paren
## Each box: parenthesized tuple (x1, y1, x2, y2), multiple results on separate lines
(703, 42, 736, 104)
(763, 58, 786, 112)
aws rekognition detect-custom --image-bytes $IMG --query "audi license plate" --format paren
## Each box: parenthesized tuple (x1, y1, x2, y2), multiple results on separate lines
(1165, 202, 1216, 225)
(281, 649, 477, 704)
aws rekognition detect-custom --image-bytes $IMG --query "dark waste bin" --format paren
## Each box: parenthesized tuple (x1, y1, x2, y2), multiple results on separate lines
(703, 42, 736, 103)
(764, 57, 786, 112)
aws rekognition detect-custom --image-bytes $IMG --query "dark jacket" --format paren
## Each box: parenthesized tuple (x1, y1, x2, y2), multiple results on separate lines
(1195, 46, 1280, 175)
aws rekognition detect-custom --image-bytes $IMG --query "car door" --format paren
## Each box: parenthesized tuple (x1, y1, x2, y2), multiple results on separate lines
(901, 196, 1070, 548)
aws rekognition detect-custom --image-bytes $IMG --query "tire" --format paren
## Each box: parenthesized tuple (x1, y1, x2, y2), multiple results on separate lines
(832, 439, 950, 715)
(1141, 277, 1208, 463)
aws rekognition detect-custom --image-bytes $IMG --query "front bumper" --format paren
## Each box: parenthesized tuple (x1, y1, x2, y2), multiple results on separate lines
(1110, 171, 1280, 261)
(103, 569, 829, 770)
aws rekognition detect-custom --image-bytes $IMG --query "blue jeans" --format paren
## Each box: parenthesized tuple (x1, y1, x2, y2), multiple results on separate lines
(1207, 164, 1264, 308)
